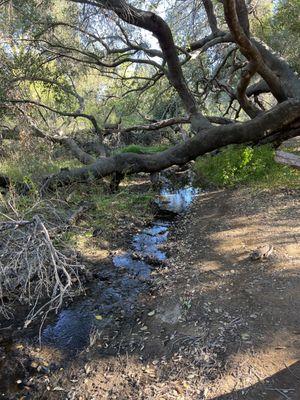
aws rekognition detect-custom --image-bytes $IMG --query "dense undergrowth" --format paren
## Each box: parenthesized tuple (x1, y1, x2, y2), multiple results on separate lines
(194, 144, 300, 189)
(0, 167, 154, 321)
(0, 179, 154, 254)
(0, 141, 81, 183)
(0, 141, 160, 258)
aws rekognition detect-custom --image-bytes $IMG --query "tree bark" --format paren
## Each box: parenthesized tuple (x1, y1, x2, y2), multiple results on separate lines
(42, 100, 300, 191)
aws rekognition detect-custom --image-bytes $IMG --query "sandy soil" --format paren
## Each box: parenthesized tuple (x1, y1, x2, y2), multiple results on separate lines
(3, 186, 300, 400)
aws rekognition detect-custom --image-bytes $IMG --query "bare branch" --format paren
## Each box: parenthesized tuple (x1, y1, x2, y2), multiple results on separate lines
(223, 0, 286, 102)
(70, 0, 212, 131)
(202, 0, 219, 34)
(0, 214, 84, 324)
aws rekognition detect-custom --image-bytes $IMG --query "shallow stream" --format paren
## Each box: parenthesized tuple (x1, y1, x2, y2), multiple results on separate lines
(42, 183, 198, 351)
(0, 177, 199, 396)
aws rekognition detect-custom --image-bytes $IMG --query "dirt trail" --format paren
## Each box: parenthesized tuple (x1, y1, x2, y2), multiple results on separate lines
(165, 187, 300, 399)
(3, 186, 300, 400)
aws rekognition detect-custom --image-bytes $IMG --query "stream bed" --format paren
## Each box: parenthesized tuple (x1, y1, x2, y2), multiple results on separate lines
(42, 184, 198, 351)
(0, 179, 199, 396)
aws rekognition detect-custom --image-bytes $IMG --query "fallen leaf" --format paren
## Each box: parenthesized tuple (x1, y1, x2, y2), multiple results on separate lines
(241, 333, 250, 341)
(31, 361, 38, 369)
(147, 310, 155, 316)
(52, 387, 66, 392)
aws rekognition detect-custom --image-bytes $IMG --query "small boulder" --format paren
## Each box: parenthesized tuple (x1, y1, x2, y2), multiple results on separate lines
(250, 244, 274, 260)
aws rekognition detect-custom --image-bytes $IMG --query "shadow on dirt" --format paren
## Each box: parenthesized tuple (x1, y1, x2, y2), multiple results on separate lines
(211, 361, 300, 400)
(1, 183, 300, 399)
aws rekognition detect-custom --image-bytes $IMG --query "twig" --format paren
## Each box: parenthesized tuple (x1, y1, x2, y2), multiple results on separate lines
(284, 362, 300, 382)
(0, 213, 84, 326)
(267, 388, 293, 400)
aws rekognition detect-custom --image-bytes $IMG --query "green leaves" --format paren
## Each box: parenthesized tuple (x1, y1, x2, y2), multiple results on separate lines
(194, 144, 300, 189)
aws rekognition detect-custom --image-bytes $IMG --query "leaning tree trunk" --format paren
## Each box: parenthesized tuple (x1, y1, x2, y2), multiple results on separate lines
(42, 100, 300, 191)
(39, 0, 300, 190)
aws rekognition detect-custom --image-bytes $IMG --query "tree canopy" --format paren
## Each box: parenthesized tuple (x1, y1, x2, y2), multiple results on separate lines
(0, 0, 299, 189)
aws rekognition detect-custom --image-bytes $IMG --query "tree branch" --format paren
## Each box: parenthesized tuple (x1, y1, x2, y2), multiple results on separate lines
(202, 0, 219, 34)
(1, 122, 97, 165)
(2, 99, 103, 140)
(223, 0, 286, 102)
(246, 79, 270, 97)
(42, 99, 300, 190)
(237, 61, 262, 118)
(70, 0, 212, 131)
(102, 114, 235, 136)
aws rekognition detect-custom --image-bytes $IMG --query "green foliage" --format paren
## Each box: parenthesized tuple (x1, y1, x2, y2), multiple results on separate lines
(194, 145, 300, 189)
(252, 0, 300, 72)
(90, 189, 153, 226)
(48, 181, 155, 252)
(117, 144, 170, 154)
(0, 173, 155, 256)
(0, 143, 81, 183)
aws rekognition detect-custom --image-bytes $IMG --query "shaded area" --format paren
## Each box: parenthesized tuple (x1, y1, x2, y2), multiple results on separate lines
(212, 361, 300, 399)
(1, 185, 299, 400)
(42, 183, 199, 351)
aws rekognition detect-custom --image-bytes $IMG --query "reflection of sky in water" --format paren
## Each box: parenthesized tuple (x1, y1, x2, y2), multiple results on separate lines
(42, 304, 95, 349)
(132, 223, 169, 261)
(113, 255, 152, 277)
(42, 186, 199, 352)
(159, 187, 199, 213)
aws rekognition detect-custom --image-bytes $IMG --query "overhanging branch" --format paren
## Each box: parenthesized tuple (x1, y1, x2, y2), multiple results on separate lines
(42, 100, 300, 190)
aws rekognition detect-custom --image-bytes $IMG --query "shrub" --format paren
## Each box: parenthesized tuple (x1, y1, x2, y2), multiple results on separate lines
(194, 144, 300, 188)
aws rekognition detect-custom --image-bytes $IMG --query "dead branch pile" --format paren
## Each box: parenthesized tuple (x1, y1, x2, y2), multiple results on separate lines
(0, 215, 85, 326)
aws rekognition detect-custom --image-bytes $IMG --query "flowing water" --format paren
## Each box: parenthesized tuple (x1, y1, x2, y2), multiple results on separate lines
(42, 184, 198, 351)
(0, 179, 199, 396)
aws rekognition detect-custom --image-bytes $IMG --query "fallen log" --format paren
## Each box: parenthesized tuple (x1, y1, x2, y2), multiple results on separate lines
(275, 150, 300, 170)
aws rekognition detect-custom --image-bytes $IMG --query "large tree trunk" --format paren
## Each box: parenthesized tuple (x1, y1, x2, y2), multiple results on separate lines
(42, 100, 300, 190)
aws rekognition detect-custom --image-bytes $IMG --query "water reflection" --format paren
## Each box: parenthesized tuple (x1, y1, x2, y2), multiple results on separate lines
(42, 185, 199, 351)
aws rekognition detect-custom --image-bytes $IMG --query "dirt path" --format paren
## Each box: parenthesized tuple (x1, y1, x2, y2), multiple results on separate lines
(164, 187, 300, 399)
(4, 186, 300, 400)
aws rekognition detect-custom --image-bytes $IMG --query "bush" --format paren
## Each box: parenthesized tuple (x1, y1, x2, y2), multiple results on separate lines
(0, 147, 81, 183)
(194, 144, 300, 188)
